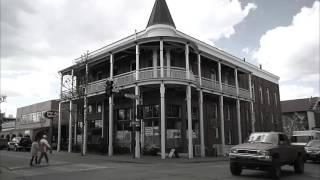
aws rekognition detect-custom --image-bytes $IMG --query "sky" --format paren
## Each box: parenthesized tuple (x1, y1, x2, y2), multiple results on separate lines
(0, 0, 319, 117)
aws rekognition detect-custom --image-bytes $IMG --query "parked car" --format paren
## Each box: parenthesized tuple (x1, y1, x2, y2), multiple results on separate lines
(291, 130, 320, 146)
(7, 137, 32, 151)
(0, 138, 8, 150)
(304, 140, 320, 162)
(229, 132, 305, 179)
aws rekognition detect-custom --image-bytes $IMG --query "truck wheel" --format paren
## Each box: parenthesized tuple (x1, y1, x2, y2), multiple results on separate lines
(270, 159, 281, 180)
(294, 156, 304, 174)
(230, 162, 242, 176)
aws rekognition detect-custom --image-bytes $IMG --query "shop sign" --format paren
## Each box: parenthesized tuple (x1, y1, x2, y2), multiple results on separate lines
(44, 111, 58, 118)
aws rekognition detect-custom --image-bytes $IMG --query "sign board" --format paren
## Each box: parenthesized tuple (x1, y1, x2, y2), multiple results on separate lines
(124, 93, 140, 100)
(168, 148, 176, 158)
(44, 110, 58, 119)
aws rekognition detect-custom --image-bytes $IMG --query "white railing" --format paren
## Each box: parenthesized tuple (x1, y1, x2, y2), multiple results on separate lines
(239, 88, 251, 99)
(114, 71, 135, 87)
(201, 77, 220, 91)
(222, 83, 237, 96)
(87, 79, 107, 94)
(83, 67, 247, 99)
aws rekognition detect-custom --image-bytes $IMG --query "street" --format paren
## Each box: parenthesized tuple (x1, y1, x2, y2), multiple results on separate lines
(0, 150, 319, 180)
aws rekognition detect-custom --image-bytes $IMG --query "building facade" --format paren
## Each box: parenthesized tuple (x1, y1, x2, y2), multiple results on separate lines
(0, 113, 16, 140)
(14, 100, 62, 146)
(281, 97, 320, 135)
(58, 0, 282, 158)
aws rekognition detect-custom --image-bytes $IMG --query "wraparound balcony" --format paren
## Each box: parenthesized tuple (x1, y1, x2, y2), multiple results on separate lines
(81, 67, 251, 100)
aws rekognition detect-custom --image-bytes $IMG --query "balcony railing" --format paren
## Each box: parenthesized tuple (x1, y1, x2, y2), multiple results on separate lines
(72, 67, 251, 100)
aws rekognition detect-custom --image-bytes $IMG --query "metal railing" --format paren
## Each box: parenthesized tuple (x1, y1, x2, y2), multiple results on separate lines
(79, 67, 251, 99)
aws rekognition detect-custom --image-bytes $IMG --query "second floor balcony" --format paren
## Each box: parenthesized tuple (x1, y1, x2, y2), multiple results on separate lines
(83, 67, 251, 100)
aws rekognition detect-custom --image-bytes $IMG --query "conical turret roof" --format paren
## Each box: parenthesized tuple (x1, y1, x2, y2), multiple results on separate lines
(147, 0, 176, 28)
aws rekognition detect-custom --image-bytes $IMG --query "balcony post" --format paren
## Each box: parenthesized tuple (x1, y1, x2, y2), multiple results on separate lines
(166, 50, 171, 77)
(218, 61, 222, 91)
(185, 44, 190, 80)
(74, 109, 77, 145)
(248, 73, 255, 132)
(160, 83, 166, 159)
(236, 99, 242, 143)
(187, 85, 193, 159)
(102, 101, 105, 138)
(136, 44, 139, 80)
(83, 63, 89, 155)
(68, 69, 74, 153)
(219, 95, 225, 155)
(135, 85, 140, 158)
(108, 54, 114, 156)
(160, 40, 164, 78)
(198, 54, 202, 86)
(153, 49, 157, 78)
(57, 101, 62, 152)
(199, 90, 205, 157)
(235, 68, 239, 96)
(248, 73, 252, 99)
(57, 73, 63, 152)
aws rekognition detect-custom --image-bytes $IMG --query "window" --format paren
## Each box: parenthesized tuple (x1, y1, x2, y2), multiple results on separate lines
(97, 103, 102, 113)
(259, 87, 263, 104)
(274, 93, 278, 107)
(271, 114, 274, 124)
(224, 72, 229, 84)
(226, 105, 230, 121)
(215, 127, 219, 138)
(252, 83, 255, 102)
(228, 129, 232, 144)
(210, 68, 217, 81)
(267, 88, 270, 105)
(210, 103, 218, 127)
(88, 105, 93, 113)
(261, 112, 264, 126)
(167, 105, 180, 118)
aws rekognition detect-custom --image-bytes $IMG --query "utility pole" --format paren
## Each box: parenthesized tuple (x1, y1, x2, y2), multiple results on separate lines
(0, 95, 7, 132)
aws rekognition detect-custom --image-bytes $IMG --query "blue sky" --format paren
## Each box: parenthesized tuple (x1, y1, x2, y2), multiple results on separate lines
(1, 0, 319, 117)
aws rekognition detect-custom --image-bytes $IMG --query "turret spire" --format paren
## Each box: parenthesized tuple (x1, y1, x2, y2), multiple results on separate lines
(147, 0, 176, 28)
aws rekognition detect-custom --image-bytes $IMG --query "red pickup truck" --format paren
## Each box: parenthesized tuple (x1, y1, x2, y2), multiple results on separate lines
(229, 132, 306, 179)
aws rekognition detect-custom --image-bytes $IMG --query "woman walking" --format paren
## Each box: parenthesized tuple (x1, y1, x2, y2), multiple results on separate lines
(30, 138, 39, 166)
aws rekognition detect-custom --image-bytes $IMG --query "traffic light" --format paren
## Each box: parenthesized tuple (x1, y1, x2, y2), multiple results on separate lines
(105, 80, 113, 98)
(137, 105, 143, 119)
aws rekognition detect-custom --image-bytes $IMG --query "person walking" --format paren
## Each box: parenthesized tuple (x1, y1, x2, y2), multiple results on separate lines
(30, 138, 39, 166)
(37, 135, 52, 165)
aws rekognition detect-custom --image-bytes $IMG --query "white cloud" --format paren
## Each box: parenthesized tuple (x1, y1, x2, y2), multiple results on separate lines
(0, 0, 256, 116)
(280, 84, 317, 101)
(242, 47, 250, 54)
(253, 1, 319, 100)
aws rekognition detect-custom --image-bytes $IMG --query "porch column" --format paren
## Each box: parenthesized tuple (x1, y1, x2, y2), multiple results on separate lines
(199, 90, 205, 157)
(160, 83, 166, 159)
(235, 68, 239, 96)
(74, 110, 77, 145)
(248, 73, 255, 132)
(187, 85, 193, 159)
(166, 50, 171, 77)
(198, 54, 202, 86)
(219, 95, 225, 155)
(102, 101, 105, 138)
(68, 69, 74, 153)
(136, 44, 139, 80)
(68, 101, 73, 152)
(57, 101, 62, 152)
(160, 40, 164, 78)
(135, 85, 140, 158)
(83, 63, 89, 155)
(108, 54, 114, 156)
(185, 44, 190, 80)
(153, 49, 157, 78)
(218, 61, 222, 91)
(236, 99, 242, 143)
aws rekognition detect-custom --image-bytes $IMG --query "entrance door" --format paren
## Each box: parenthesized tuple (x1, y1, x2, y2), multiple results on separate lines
(143, 119, 160, 149)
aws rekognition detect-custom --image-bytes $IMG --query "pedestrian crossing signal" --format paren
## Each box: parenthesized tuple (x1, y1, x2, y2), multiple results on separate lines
(137, 105, 143, 119)
(105, 80, 113, 98)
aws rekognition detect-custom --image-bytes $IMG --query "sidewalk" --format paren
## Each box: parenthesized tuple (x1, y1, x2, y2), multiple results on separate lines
(51, 151, 229, 164)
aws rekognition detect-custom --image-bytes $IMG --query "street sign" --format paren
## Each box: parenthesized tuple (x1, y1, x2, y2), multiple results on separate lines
(124, 93, 140, 100)
(44, 110, 58, 119)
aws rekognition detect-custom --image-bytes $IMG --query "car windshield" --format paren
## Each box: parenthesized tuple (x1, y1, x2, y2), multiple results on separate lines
(291, 136, 312, 143)
(306, 140, 320, 147)
(248, 133, 277, 144)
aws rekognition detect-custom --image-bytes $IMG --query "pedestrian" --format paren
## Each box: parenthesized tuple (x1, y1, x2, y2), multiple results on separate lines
(30, 138, 39, 166)
(37, 135, 52, 165)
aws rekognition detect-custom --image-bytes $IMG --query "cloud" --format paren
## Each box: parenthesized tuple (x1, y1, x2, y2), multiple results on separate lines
(279, 84, 317, 101)
(0, 0, 256, 116)
(253, 1, 319, 99)
(242, 47, 250, 54)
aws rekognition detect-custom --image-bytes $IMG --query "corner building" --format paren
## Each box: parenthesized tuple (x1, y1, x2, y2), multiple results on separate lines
(58, 0, 282, 159)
